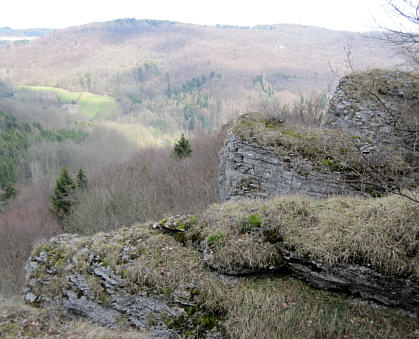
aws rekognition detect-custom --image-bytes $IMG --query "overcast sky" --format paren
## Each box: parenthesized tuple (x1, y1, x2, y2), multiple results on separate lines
(0, 0, 413, 32)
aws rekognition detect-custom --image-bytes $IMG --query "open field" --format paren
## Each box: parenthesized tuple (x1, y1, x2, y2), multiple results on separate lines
(18, 85, 121, 119)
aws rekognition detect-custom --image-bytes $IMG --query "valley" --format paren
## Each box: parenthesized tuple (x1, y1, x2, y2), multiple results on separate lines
(0, 16, 417, 339)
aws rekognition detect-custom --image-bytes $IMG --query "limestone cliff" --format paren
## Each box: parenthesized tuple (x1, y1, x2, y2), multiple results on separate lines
(219, 70, 418, 202)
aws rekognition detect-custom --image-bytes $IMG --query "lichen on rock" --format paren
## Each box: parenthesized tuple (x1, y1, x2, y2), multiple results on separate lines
(24, 227, 226, 338)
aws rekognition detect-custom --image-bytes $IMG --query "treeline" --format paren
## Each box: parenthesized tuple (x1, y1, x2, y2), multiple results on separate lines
(0, 110, 88, 190)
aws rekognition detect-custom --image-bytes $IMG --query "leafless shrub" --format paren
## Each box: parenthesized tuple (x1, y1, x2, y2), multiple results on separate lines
(251, 93, 329, 127)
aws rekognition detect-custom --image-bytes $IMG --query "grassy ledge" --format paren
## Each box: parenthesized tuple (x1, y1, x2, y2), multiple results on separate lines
(197, 194, 418, 280)
(232, 112, 416, 197)
(24, 193, 418, 338)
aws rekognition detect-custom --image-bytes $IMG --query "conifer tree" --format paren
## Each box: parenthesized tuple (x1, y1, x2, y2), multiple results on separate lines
(173, 133, 192, 159)
(0, 182, 17, 202)
(51, 166, 75, 218)
(76, 166, 88, 190)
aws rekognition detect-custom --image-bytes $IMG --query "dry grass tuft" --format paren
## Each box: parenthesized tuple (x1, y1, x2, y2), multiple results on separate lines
(201, 194, 418, 280)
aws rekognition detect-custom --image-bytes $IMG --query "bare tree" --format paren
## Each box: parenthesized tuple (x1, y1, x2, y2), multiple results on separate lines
(380, 0, 419, 69)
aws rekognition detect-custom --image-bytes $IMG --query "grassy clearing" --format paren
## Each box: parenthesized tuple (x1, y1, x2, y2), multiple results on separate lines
(18, 86, 121, 119)
(200, 194, 418, 281)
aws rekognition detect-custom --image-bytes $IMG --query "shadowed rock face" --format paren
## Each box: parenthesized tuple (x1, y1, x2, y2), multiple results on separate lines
(218, 131, 358, 202)
(277, 247, 419, 313)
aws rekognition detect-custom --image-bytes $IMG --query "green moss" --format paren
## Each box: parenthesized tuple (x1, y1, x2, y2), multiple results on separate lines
(195, 314, 216, 330)
(282, 130, 297, 137)
(239, 214, 263, 234)
(207, 231, 225, 248)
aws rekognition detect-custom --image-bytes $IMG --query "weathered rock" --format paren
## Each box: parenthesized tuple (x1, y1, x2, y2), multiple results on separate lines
(278, 247, 419, 314)
(324, 70, 418, 160)
(218, 130, 358, 202)
(198, 233, 419, 314)
(219, 71, 418, 202)
(24, 232, 221, 338)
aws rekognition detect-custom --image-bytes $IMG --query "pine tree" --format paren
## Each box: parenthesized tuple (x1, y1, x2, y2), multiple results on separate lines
(51, 166, 75, 218)
(0, 181, 17, 202)
(76, 166, 88, 190)
(173, 133, 192, 159)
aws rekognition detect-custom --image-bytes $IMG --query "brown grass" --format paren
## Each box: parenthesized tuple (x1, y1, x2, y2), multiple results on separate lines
(26, 204, 418, 338)
(200, 194, 419, 280)
(0, 296, 150, 338)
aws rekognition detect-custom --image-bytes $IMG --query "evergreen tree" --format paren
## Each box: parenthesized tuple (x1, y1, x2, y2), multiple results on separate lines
(76, 166, 88, 190)
(0, 181, 17, 202)
(173, 133, 192, 159)
(51, 166, 75, 218)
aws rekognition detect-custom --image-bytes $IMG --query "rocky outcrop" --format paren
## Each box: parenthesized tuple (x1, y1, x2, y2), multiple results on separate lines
(23, 71, 418, 335)
(324, 70, 418, 152)
(24, 195, 418, 333)
(153, 211, 419, 314)
(24, 234, 182, 338)
(278, 247, 419, 313)
(219, 71, 418, 202)
(201, 243, 419, 313)
(24, 230, 223, 339)
(218, 130, 358, 202)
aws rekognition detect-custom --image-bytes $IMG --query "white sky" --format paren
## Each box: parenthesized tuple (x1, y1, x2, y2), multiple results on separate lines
(0, 0, 412, 32)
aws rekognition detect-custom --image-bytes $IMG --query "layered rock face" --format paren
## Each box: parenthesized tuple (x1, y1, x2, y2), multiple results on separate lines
(218, 130, 357, 202)
(324, 70, 418, 151)
(219, 70, 418, 202)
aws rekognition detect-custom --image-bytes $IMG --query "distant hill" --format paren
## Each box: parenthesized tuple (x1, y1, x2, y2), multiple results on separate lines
(0, 26, 53, 37)
(0, 19, 401, 131)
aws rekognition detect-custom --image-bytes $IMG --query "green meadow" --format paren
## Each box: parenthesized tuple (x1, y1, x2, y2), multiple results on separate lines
(19, 86, 121, 119)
